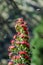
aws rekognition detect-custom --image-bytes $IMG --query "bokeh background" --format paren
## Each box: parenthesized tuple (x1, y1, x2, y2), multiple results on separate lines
(0, 0, 43, 65)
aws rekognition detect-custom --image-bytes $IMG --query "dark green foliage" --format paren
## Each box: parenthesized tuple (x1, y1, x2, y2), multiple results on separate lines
(31, 20, 43, 65)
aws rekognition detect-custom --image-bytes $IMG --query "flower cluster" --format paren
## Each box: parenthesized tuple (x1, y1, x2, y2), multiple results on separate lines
(8, 18, 30, 65)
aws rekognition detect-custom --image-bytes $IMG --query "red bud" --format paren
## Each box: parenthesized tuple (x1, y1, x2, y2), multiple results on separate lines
(13, 35, 16, 39)
(18, 51, 27, 55)
(11, 40, 14, 45)
(8, 61, 14, 65)
(18, 18, 23, 22)
(17, 64, 25, 65)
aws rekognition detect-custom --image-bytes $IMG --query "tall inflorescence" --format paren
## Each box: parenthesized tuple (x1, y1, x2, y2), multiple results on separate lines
(8, 18, 30, 65)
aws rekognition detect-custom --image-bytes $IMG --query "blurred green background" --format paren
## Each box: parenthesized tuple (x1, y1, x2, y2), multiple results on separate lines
(0, 0, 43, 65)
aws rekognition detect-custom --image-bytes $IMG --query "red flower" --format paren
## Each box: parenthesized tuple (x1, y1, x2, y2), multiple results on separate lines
(25, 31, 29, 34)
(18, 51, 27, 55)
(9, 46, 15, 49)
(12, 55, 16, 60)
(11, 40, 14, 45)
(20, 41, 25, 44)
(19, 33, 28, 38)
(16, 55, 21, 59)
(8, 61, 14, 65)
(16, 41, 20, 44)
(20, 41, 30, 48)
(25, 42, 30, 48)
(20, 24, 28, 32)
(12, 55, 21, 60)
(23, 27, 28, 31)
(18, 18, 23, 22)
(13, 35, 16, 39)
(20, 24, 25, 27)
(19, 33, 24, 38)
(8, 45, 15, 51)
(24, 21, 27, 25)
(24, 55, 29, 59)
(9, 52, 13, 57)
(17, 64, 25, 65)
(16, 41, 29, 48)
(17, 32, 21, 35)
(16, 41, 30, 48)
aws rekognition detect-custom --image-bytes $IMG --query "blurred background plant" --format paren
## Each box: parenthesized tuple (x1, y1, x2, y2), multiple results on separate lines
(0, 0, 43, 65)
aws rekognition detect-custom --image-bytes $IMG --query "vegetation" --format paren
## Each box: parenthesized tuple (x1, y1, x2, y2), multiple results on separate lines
(8, 18, 30, 65)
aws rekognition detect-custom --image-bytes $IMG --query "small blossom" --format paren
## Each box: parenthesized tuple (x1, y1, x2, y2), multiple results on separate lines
(24, 55, 29, 59)
(25, 31, 29, 34)
(24, 21, 27, 25)
(19, 33, 24, 38)
(12, 55, 16, 60)
(18, 18, 23, 22)
(20, 24, 26, 27)
(16, 41, 20, 44)
(23, 27, 28, 31)
(8, 45, 15, 51)
(20, 41, 30, 48)
(13, 35, 16, 39)
(16, 55, 21, 59)
(16, 41, 30, 48)
(17, 64, 25, 65)
(19, 33, 28, 38)
(24, 42, 30, 48)
(8, 61, 14, 65)
(18, 51, 27, 55)
(9, 52, 13, 57)
(17, 32, 21, 35)
(11, 40, 14, 45)
(9, 46, 15, 49)
(11, 55, 21, 60)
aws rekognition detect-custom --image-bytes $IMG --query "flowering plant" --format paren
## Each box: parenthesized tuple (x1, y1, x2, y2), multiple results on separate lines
(8, 18, 30, 65)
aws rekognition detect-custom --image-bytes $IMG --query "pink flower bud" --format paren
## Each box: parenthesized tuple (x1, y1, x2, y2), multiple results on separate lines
(18, 18, 23, 22)
(12, 55, 16, 60)
(20, 41, 30, 48)
(24, 55, 29, 59)
(19, 33, 24, 38)
(23, 27, 28, 31)
(16, 41, 20, 44)
(25, 31, 29, 34)
(9, 52, 13, 57)
(16, 55, 21, 59)
(20, 24, 25, 27)
(24, 21, 27, 25)
(8, 45, 15, 51)
(8, 61, 14, 65)
(18, 51, 27, 55)
(11, 40, 14, 45)
(17, 64, 25, 65)
(9, 46, 15, 49)
(17, 32, 21, 35)
(13, 35, 16, 39)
